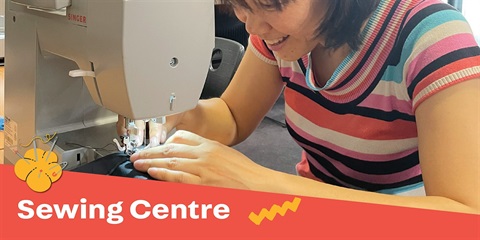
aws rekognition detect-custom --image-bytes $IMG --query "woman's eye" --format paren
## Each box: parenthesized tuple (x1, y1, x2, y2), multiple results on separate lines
(257, 0, 288, 11)
(258, 2, 278, 10)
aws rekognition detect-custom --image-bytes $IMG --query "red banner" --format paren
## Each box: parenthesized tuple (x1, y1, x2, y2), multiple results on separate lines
(0, 164, 478, 239)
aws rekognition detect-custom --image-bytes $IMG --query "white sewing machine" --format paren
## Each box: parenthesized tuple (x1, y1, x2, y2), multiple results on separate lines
(3, 0, 214, 169)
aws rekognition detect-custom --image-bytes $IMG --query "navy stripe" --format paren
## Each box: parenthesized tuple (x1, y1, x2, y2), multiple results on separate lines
(355, 105, 416, 122)
(407, 47, 480, 98)
(402, 3, 456, 48)
(305, 161, 347, 188)
(297, 59, 307, 75)
(389, 3, 453, 65)
(386, 6, 415, 66)
(286, 81, 415, 122)
(330, 0, 401, 91)
(287, 123, 420, 175)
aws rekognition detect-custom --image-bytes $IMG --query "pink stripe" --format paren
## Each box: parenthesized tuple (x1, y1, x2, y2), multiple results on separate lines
(300, 152, 358, 189)
(404, 0, 436, 24)
(280, 67, 306, 86)
(407, 33, 477, 85)
(300, 144, 422, 185)
(296, 155, 324, 182)
(301, 55, 308, 67)
(326, 0, 410, 92)
(358, 94, 413, 115)
(324, 0, 420, 102)
(331, 0, 396, 82)
(286, 117, 418, 162)
(323, 24, 397, 102)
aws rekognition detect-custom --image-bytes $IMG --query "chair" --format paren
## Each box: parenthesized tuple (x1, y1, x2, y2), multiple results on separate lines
(200, 37, 245, 99)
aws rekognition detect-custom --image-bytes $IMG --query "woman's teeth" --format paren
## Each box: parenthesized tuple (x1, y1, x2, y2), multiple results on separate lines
(266, 36, 289, 46)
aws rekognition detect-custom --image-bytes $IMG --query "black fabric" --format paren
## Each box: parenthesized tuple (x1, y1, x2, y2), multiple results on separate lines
(71, 152, 155, 180)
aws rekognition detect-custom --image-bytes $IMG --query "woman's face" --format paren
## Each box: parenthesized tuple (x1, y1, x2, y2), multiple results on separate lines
(232, 0, 326, 61)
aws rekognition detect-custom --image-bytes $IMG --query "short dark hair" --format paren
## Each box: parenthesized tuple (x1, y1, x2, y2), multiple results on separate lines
(219, 0, 381, 50)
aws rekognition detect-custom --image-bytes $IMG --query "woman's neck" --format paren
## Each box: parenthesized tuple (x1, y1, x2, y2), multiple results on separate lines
(309, 43, 350, 87)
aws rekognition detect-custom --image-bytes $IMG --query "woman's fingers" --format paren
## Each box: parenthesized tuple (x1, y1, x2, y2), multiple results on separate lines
(134, 157, 204, 184)
(130, 142, 198, 161)
(133, 157, 200, 175)
(148, 122, 167, 147)
(147, 168, 201, 184)
(129, 130, 224, 184)
(164, 130, 209, 145)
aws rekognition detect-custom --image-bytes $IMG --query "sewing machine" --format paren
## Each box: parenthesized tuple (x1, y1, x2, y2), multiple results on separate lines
(3, 0, 215, 169)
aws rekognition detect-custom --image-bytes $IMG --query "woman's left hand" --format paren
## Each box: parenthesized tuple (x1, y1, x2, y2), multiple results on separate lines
(129, 130, 271, 190)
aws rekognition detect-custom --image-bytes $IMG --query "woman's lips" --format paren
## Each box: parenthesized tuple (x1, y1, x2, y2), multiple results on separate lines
(265, 35, 290, 51)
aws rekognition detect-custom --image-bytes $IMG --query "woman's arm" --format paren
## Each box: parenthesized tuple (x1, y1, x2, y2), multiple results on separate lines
(415, 78, 480, 212)
(176, 47, 285, 145)
(132, 78, 480, 214)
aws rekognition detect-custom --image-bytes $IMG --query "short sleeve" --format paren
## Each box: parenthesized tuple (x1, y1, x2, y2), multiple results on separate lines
(405, 7, 480, 111)
(248, 35, 278, 65)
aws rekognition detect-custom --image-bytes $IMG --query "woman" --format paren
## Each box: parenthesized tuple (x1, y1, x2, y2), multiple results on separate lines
(130, 0, 480, 213)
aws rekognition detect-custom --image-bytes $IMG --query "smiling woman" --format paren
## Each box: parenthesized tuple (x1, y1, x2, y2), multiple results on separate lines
(220, 0, 380, 51)
(131, 0, 480, 214)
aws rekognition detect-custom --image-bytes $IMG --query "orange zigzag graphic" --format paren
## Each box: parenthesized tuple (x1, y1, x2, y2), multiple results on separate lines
(248, 197, 302, 225)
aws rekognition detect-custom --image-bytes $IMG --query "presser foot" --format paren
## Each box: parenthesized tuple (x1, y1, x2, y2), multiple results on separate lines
(113, 136, 145, 156)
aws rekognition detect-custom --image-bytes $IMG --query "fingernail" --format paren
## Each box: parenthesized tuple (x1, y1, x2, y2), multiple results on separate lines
(130, 153, 139, 160)
(133, 160, 144, 169)
(148, 167, 160, 175)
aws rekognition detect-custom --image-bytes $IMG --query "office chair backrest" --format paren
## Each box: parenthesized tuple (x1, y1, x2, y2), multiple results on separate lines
(200, 37, 245, 99)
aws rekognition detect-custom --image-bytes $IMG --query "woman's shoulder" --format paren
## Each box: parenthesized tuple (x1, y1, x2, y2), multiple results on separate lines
(401, 1, 471, 40)
(248, 35, 278, 66)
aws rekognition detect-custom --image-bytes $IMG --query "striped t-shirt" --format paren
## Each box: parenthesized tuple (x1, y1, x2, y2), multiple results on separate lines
(249, 0, 480, 194)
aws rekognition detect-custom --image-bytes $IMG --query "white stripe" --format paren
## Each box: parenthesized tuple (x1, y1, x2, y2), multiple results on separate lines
(249, 39, 278, 66)
(413, 66, 480, 108)
(371, 80, 410, 101)
(403, 20, 472, 80)
(278, 60, 304, 74)
(395, 185, 426, 196)
(327, 3, 409, 97)
(285, 104, 418, 155)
